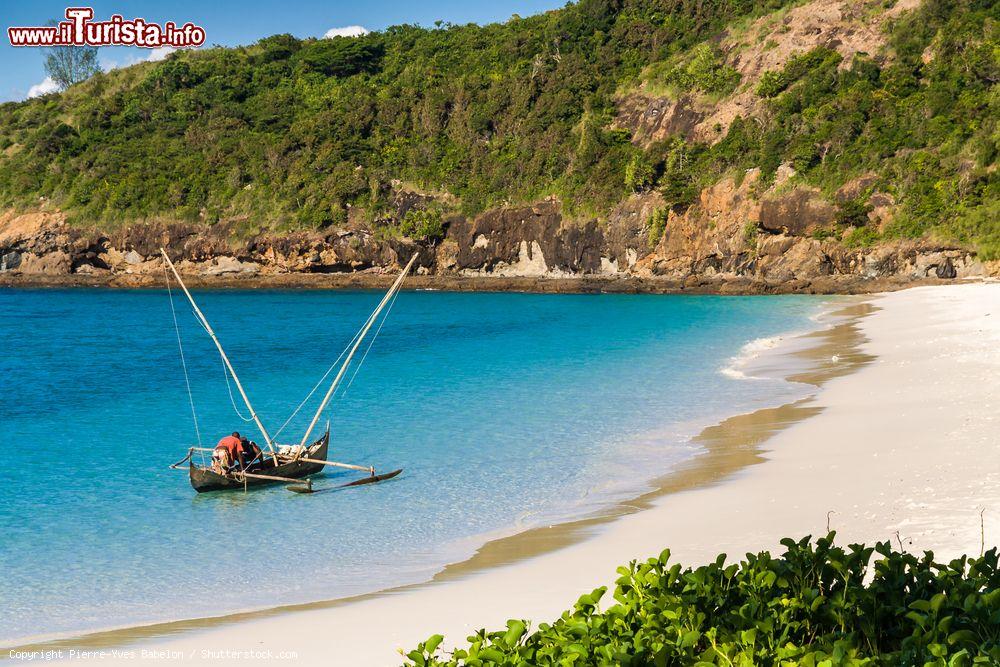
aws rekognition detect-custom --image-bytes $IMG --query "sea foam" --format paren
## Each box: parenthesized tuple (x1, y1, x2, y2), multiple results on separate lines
(720, 334, 787, 380)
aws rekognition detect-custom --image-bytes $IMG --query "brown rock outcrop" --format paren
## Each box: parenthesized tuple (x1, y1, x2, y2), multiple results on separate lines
(759, 187, 837, 236)
(0, 164, 988, 293)
(614, 94, 705, 145)
(446, 200, 603, 276)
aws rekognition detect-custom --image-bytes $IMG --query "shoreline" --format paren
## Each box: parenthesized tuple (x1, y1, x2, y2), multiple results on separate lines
(4, 295, 863, 659)
(0, 270, 968, 295)
(12, 283, 1000, 665)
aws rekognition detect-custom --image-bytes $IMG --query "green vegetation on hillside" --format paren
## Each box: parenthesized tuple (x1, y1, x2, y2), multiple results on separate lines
(639, 0, 998, 256)
(644, 43, 742, 97)
(0, 0, 996, 255)
(404, 534, 1000, 666)
(0, 0, 794, 232)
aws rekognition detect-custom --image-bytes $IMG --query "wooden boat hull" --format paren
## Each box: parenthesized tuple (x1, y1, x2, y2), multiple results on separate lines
(189, 432, 329, 493)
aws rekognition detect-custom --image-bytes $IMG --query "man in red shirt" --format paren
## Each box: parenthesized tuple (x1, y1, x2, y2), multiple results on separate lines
(212, 432, 246, 473)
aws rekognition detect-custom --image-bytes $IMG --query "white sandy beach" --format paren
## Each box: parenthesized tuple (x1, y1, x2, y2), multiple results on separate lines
(37, 282, 1000, 666)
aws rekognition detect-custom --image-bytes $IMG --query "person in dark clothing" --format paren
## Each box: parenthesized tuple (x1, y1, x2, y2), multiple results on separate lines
(240, 436, 262, 470)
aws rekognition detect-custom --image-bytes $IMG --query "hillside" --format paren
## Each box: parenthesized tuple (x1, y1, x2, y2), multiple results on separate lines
(0, 0, 997, 290)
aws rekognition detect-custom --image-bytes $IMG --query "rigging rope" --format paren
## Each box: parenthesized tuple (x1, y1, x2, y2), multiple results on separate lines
(273, 283, 405, 436)
(340, 284, 401, 398)
(271, 324, 363, 439)
(221, 353, 256, 422)
(164, 266, 202, 447)
(184, 295, 255, 424)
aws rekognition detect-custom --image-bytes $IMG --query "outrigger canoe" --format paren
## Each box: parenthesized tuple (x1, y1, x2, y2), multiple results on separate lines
(161, 250, 416, 495)
(175, 429, 404, 493)
(188, 431, 330, 492)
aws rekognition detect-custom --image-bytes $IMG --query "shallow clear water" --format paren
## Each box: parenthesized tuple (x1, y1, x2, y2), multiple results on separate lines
(0, 288, 823, 642)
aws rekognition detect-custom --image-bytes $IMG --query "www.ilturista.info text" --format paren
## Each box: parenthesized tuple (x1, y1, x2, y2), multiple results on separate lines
(8, 7, 205, 48)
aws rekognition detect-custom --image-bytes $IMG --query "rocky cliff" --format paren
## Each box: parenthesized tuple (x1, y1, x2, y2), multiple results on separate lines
(0, 164, 987, 293)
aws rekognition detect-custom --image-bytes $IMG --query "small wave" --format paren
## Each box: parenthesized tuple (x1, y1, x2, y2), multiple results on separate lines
(720, 335, 786, 380)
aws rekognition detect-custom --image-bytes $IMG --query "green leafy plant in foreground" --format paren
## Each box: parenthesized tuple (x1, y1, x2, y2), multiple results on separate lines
(404, 533, 1000, 666)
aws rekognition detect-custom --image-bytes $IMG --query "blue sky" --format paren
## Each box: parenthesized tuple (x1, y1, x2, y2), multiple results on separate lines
(0, 0, 567, 102)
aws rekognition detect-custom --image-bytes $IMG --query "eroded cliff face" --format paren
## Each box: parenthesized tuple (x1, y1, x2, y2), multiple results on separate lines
(0, 169, 987, 292)
(616, 0, 923, 146)
(633, 169, 984, 288)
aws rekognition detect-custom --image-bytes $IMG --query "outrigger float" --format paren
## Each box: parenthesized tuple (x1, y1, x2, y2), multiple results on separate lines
(162, 250, 416, 494)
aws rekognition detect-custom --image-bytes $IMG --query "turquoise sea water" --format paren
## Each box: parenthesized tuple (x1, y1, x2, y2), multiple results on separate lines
(0, 288, 823, 643)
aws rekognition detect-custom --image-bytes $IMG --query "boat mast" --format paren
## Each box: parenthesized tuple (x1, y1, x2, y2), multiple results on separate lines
(160, 249, 276, 453)
(298, 254, 418, 448)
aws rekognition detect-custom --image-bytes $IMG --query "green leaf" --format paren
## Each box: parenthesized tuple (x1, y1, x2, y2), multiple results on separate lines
(681, 629, 701, 648)
(503, 620, 527, 647)
(478, 647, 505, 661)
(948, 649, 971, 667)
(948, 630, 977, 646)
(424, 634, 444, 655)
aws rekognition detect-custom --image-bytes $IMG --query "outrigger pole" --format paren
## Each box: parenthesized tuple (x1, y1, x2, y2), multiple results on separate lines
(298, 254, 418, 448)
(160, 248, 277, 453)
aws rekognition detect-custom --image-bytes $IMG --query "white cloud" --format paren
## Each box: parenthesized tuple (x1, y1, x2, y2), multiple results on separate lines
(101, 54, 142, 71)
(27, 77, 59, 98)
(147, 46, 177, 62)
(323, 25, 369, 38)
(100, 46, 180, 72)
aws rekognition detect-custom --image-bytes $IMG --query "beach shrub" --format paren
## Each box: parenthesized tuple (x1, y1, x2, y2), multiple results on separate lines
(844, 226, 880, 249)
(743, 220, 759, 251)
(404, 533, 1000, 666)
(756, 48, 843, 98)
(836, 197, 874, 229)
